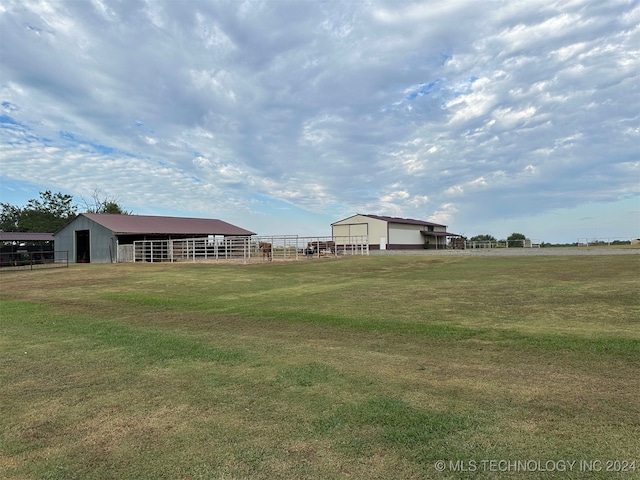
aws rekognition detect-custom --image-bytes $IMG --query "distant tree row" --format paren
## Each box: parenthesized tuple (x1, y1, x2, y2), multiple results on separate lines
(0, 189, 130, 233)
(468, 233, 527, 246)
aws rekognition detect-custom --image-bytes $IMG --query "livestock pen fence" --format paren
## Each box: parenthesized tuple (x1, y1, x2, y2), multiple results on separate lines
(466, 239, 541, 249)
(0, 250, 69, 271)
(129, 235, 369, 263)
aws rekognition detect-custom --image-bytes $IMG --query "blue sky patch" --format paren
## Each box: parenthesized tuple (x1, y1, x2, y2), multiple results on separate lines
(0, 115, 19, 125)
(407, 80, 442, 100)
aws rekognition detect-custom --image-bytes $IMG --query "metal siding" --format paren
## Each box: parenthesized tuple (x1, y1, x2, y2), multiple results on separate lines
(332, 224, 350, 238)
(332, 215, 379, 244)
(332, 223, 368, 239)
(90, 222, 116, 263)
(350, 223, 368, 236)
(389, 223, 425, 245)
(55, 216, 114, 263)
(54, 219, 80, 261)
(366, 218, 387, 246)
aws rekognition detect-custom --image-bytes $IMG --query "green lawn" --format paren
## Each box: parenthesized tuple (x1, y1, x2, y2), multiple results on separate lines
(1, 254, 639, 479)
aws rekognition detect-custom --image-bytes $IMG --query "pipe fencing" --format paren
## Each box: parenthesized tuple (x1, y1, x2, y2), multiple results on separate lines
(132, 235, 369, 263)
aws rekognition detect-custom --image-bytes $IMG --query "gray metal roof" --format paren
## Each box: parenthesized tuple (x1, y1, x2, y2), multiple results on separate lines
(0, 232, 55, 242)
(420, 231, 464, 237)
(363, 214, 446, 228)
(80, 213, 255, 236)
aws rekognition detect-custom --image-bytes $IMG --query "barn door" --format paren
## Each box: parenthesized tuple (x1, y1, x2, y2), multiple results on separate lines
(76, 230, 90, 263)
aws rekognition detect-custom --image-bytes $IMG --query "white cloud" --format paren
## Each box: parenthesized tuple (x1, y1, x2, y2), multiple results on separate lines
(0, 0, 637, 241)
(428, 203, 458, 225)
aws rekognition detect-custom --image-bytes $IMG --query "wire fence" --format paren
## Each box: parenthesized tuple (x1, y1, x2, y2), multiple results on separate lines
(0, 250, 69, 271)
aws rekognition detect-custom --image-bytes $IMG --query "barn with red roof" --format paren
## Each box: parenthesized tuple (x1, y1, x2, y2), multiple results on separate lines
(54, 214, 255, 263)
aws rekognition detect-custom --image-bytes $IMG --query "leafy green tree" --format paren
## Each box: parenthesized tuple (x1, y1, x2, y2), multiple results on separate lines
(469, 234, 497, 243)
(0, 203, 21, 231)
(1, 191, 77, 233)
(24, 191, 77, 232)
(507, 232, 526, 247)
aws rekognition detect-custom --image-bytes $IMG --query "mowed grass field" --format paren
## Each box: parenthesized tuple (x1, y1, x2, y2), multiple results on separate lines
(1, 253, 639, 479)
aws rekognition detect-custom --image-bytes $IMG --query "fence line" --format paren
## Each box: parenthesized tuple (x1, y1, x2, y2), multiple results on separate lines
(576, 237, 635, 246)
(0, 250, 68, 271)
(132, 235, 369, 263)
(466, 239, 541, 249)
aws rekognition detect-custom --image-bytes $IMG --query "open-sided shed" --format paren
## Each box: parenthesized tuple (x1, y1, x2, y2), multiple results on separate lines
(0, 232, 56, 267)
(54, 213, 255, 263)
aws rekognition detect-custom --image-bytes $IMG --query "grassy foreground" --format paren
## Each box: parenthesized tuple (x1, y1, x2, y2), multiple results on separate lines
(1, 254, 639, 479)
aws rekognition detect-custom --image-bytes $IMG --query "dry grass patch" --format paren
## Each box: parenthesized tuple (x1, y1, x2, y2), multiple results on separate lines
(1, 254, 639, 479)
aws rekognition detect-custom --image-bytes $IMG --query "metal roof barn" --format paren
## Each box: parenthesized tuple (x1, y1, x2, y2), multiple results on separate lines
(54, 214, 255, 263)
(331, 213, 463, 250)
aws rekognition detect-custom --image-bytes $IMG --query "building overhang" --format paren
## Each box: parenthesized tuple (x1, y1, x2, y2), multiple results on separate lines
(420, 231, 465, 238)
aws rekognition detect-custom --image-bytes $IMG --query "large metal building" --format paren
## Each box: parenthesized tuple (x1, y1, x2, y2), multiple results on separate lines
(331, 214, 463, 250)
(54, 214, 255, 263)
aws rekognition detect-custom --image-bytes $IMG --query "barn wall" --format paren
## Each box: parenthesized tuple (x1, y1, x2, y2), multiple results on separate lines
(55, 216, 116, 263)
(332, 224, 350, 238)
(54, 223, 74, 259)
(332, 222, 369, 239)
(388, 223, 425, 248)
(91, 223, 117, 263)
(332, 214, 387, 248)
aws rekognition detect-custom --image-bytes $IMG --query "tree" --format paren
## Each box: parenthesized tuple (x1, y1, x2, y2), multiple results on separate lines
(0, 191, 77, 233)
(82, 188, 131, 215)
(0, 203, 21, 232)
(469, 234, 497, 243)
(507, 232, 526, 247)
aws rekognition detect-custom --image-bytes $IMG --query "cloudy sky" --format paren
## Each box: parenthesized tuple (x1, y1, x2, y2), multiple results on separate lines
(1, 0, 638, 242)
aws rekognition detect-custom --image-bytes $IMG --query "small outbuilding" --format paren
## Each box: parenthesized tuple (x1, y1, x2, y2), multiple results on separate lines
(0, 232, 55, 266)
(54, 213, 255, 263)
(331, 214, 464, 250)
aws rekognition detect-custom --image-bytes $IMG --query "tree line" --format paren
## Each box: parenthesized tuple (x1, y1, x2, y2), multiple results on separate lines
(0, 190, 130, 233)
(468, 233, 528, 245)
